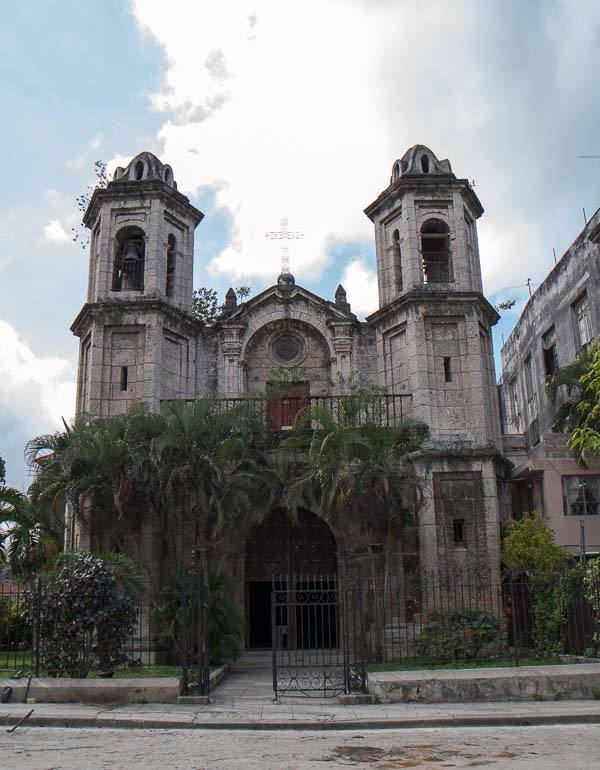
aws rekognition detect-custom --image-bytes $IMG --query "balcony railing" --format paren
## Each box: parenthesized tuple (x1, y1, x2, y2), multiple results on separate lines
(163, 394, 413, 431)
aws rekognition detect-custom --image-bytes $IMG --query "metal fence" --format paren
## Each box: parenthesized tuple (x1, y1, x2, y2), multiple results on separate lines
(0, 583, 170, 678)
(3, 564, 600, 688)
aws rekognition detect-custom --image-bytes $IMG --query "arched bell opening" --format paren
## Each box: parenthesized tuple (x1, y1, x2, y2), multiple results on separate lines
(244, 508, 338, 649)
(112, 226, 145, 292)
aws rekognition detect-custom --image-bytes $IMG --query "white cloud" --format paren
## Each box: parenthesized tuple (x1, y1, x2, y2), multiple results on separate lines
(341, 259, 379, 318)
(128, 0, 600, 301)
(0, 320, 76, 490)
(0, 320, 76, 426)
(42, 218, 71, 244)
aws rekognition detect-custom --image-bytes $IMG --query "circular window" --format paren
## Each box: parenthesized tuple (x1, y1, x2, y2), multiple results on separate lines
(274, 336, 300, 363)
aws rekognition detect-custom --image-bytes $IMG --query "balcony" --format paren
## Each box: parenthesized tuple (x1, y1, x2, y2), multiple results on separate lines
(164, 393, 413, 432)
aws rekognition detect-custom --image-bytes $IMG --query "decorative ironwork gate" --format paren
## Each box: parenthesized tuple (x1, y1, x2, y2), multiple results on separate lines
(180, 562, 210, 697)
(271, 574, 366, 699)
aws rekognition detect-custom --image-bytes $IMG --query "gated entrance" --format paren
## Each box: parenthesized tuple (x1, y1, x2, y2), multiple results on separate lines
(271, 573, 366, 698)
(245, 508, 338, 650)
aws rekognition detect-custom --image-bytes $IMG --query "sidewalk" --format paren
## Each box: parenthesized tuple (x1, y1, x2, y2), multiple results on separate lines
(3, 666, 600, 732)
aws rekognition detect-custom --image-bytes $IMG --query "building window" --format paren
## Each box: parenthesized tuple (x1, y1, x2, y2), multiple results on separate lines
(453, 519, 465, 545)
(542, 327, 558, 377)
(509, 378, 521, 431)
(421, 220, 451, 283)
(523, 353, 537, 416)
(443, 357, 452, 382)
(120, 366, 129, 392)
(562, 475, 600, 516)
(573, 294, 591, 350)
(421, 154, 430, 173)
(166, 234, 176, 297)
(134, 160, 144, 180)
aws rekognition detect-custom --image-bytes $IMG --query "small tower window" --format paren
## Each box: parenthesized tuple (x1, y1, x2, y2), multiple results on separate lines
(421, 154, 430, 173)
(134, 161, 144, 180)
(421, 219, 451, 283)
(443, 356, 452, 382)
(393, 162, 400, 180)
(393, 228, 403, 290)
(453, 519, 465, 545)
(166, 234, 176, 297)
(120, 366, 128, 392)
(112, 226, 145, 292)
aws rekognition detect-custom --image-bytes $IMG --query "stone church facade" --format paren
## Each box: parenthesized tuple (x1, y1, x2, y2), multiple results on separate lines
(70, 145, 510, 647)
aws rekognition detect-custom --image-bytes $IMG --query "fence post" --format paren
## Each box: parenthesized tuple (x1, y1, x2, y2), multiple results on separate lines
(180, 567, 189, 696)
(508, 569, 520, 667)
(33, 578, 41, 677)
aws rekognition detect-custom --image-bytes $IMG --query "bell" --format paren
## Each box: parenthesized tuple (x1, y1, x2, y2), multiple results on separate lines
(122, 242, 139, 263)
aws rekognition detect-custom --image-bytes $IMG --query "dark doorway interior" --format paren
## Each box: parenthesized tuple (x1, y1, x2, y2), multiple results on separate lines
(248, 581, 273, 648)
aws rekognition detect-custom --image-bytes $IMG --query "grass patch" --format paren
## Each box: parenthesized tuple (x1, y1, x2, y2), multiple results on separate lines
(366, 656, 568, 672)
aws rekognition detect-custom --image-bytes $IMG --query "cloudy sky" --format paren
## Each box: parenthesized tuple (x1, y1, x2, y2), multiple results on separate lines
(1, 0, 599, 489)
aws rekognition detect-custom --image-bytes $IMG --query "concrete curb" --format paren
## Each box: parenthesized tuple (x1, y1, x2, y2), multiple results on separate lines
(4, 711, 600, 732)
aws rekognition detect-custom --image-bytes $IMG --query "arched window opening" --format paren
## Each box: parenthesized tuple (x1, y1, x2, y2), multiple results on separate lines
(134, 161, 144, 180)
(421, 154, 430, 173)
(112, 226, 145, 292)
(393, 228, 403, 290)
(166, 233, 176, 297)
(421, 219, 451, 283)
(393, 162, 400, 180)
(164, 166, 173, 185)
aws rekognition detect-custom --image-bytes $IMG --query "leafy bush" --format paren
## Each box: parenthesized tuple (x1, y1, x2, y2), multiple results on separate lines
(415, 603, 506, 660)
(0, 596, 31, 650)
(153, 572, 242, 665)
(29, 553, 137, 677)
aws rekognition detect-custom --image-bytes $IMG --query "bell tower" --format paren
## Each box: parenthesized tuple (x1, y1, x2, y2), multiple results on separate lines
(365, 145, 506, 574)
(365, 145, 500, 448)
(71, 152, 204, 417)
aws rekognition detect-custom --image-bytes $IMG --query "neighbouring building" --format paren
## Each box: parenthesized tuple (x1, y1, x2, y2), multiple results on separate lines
(69, 145, 511, 649)
(499, 207, 600, 556)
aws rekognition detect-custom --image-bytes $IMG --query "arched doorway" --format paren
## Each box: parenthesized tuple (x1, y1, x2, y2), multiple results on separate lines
(245, 509, 337, 648)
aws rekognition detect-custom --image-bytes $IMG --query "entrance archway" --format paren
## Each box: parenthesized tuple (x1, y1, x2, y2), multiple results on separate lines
(245, 509, 337, 649)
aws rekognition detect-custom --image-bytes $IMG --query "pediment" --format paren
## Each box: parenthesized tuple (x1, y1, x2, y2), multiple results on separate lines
(220, 282, 356, 326)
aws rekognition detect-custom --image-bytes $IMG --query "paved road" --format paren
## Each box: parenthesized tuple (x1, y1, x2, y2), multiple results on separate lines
(2, 724, 600, 769)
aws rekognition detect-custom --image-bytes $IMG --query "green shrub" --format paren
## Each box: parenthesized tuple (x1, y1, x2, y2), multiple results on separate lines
(28, 553, 137, 677)
(415, 602, 506, 660)
(0, 596, 31, 650)
(153, 572, 242, 665)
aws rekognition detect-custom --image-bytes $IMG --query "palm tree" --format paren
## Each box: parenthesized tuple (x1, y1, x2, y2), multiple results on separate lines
(26, 406, 166, 552)
(0, 486, 62, 582)
(284, 394, 428, 540)
(151, 397, 267, 572)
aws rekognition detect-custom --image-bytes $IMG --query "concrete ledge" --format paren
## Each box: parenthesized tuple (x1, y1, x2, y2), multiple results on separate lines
(0, 665, 229, 706)
(0, 677, 180, 705)
(368, 663, 600, 703)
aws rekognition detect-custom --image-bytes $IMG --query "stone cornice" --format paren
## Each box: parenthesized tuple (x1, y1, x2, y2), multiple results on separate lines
(364, 175, 483, 222)
(366, 290, 500, 327)
(70, 298, 202, 337)
(83, 180, 204, 228)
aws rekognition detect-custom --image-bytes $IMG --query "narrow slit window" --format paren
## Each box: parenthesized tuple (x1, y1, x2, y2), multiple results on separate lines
(421, 154, 430, 173)
(166, 234, 176, 297)
(443, 356, 452, 382)
(120, 366, 128, 392)
(453, 519, 465, 545)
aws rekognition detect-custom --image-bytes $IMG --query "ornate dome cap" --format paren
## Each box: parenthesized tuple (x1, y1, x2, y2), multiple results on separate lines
(390, 145, 452, 182)
(113, 151, 177, 189)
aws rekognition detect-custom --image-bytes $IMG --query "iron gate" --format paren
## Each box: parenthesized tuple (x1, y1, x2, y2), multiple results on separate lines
(271, 574, 366, 698)
(180, 563, 210, 697)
